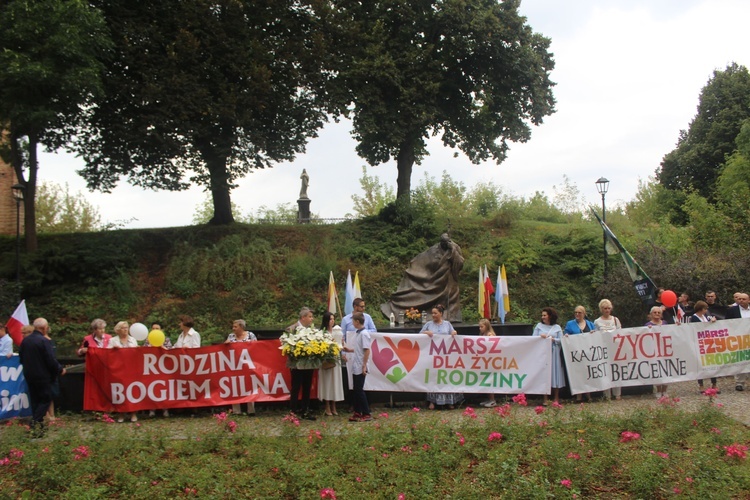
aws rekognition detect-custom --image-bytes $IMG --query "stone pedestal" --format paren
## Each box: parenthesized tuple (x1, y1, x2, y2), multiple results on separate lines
(297, 198, 311, 224)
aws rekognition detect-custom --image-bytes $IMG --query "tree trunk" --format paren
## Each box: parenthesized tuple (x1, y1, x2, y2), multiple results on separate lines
(10, 130, 38, 252)
(197, 137, 234, 225)
(396, 137, 417, 202)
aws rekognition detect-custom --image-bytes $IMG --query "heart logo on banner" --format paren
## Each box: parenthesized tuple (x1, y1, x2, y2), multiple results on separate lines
(385, 337, 420, 373)
(370, 341, 400, 375)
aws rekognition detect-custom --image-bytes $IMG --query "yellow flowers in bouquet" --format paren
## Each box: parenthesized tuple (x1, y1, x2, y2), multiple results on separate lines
(279, 326, 341, 369)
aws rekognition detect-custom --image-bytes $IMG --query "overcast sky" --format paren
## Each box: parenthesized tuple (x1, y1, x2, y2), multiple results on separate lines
(39, 0, 750, 229)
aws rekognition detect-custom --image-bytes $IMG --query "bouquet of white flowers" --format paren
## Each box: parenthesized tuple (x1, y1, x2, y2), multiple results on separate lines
(279, 325, 341, 369)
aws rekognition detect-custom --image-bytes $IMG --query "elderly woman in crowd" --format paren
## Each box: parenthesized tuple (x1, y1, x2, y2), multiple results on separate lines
(645, 306, 669, 398)
(421, 304, 463, 410)
(77, 318, 112, 356)
(108, 321, 138, 422)
(690, 301, 720, 394)
(533, 307, 565, 406)
(564, 305, 595, 402)
(594, 299, 622, 400)
(226, 319, 257, 415)
(174, 315, 201, 348)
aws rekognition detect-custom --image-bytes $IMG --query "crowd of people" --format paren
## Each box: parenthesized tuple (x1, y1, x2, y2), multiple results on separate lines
(525, 290, 750, 406)
(6, 289, 748, 430)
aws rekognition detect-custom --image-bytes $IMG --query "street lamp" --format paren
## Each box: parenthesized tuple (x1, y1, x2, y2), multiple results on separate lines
(11, 183, 25, 284)
(595, 177, 610, 281)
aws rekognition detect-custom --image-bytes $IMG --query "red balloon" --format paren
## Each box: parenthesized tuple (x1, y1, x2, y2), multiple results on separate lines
(661, 290, 677, 308)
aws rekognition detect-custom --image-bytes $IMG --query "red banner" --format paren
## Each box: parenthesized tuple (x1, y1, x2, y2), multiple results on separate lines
(84, 340, 316, 412)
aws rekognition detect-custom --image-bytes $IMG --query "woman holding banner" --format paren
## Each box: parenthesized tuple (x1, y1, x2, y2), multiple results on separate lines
(594, 299, 622, 400)
(564, 306, 594, 402)
(534, 307, 564, 405)
(690, 301, 719, 394)
(421, 305, 463, 410)
(645, 307, 669, 398)
(109, 321, 138, 422)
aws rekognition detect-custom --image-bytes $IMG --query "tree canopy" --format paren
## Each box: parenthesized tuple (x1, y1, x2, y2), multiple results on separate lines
(77, 0, 333, 224)
(0, 0, 110, 250)
(657, 63, 750, 199)
(333, 0, 556, 200)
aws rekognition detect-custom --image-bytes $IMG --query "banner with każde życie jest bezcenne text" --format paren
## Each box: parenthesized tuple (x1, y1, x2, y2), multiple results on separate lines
(364, 333, 552, 395)
(562, 318, 750, 395)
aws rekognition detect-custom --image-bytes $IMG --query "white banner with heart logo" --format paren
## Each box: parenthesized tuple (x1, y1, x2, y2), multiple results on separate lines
(364, 333, 552, 395)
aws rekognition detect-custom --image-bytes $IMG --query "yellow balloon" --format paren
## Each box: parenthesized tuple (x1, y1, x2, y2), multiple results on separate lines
(147, 329, 166, 347)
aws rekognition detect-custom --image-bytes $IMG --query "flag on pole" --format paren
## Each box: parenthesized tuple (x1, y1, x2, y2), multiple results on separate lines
(478, 267, 486, 318)
(344, 270, 355, 315)
(353, 271, 362, 299)
(591, 210, 658, 306)
(326, 271, 338, 315)
(6, 300, 29, 346)
(483, 265, 494, 319)
(496, 265, 510, 324)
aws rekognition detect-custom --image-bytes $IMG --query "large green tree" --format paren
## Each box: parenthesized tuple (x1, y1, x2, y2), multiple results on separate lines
(78, 0, 332, 225)
(332, 0, 556, 201)
(0, 0, 110, 251)
(657, 63, 750, 199)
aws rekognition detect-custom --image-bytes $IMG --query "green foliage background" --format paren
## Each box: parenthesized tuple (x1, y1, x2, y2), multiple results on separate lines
(3, 176, 750, 356)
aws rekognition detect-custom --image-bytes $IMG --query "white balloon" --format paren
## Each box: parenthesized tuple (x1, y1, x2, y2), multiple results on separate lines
(129, 322, 149, 341)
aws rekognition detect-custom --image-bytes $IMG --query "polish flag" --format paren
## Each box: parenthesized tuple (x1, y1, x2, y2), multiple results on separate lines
(6, 300, 29, 346)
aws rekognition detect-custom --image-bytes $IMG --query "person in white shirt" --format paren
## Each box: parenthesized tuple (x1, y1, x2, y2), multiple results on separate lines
(726, 293, 750, 391)
(0, 326, 13, 358)
(174, 315, 201, 348)
(108, 321, 139, 422)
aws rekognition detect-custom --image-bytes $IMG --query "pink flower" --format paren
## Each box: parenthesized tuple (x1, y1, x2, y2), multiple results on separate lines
(723, 443, 748, 459)
(422, 444, 430, 450)
(657, 452, 669, 459)
(716, 403, 724, 408)
(512, 393, 527, 406)
(378, 412, 389, 419)
(462, 407, 477, 419)
(73, 445, 90, 461)
(227, 421, 237, 433)
(151, 481, 159, 486)
(42, 447, 50, 453)
(495, 404, 512, 417)
(320, 487, 337, 499)
(8, 449, 24, 460)
(560, 479, 572, 489)
(702, 388, 718, 397)
(0, 457, 10, 466)
(356, 477, 362, 482)
(283, 414, 300, 426)
(398, 494, 406, 500)
(401, 446, 412, 454)
(685, 477, 694, 483)
(551, 401, 564, 409)
(214, 412, 227, 422)
(710, 427, 721, 434)
(673, 487, 681, 494)
(538, 420, 548, 428)
(487, 432, 503, 442)
(619, 431, 641, 443)
(534, 405, 545, 414)
(567, 452, 581, 460)
(411, 407, 420, 412)
(382, 453, 389, 458)
(456, 432, 465, 446)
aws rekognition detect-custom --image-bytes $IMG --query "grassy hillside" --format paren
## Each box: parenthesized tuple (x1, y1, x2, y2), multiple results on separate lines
(2, 206, 747, 355)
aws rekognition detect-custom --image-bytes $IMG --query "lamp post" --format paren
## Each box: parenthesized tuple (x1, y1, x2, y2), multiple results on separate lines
(595, 177, 610, 282)
(11, 183, 25, 285)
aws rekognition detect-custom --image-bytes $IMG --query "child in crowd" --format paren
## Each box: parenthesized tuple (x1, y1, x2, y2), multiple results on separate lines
(343, 312, 372, 422)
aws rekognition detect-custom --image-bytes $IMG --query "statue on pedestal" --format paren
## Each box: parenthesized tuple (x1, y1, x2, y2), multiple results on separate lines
(381, 233, 464, 322)
(299, 169, 309, 200)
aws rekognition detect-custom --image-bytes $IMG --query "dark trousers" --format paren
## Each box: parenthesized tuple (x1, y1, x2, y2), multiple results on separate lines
(290, 368, 314, 414)
(352, 373, 370, 416)
(27, 380, 53, 428)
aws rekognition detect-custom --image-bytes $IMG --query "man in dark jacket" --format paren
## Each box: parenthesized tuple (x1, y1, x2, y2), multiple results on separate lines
(19, 318, 65, 435)
(725, 293, 750, 391)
